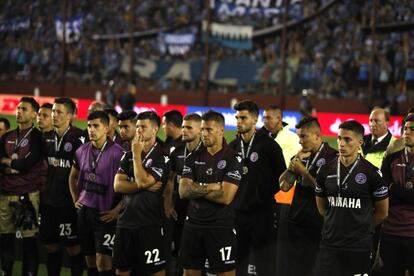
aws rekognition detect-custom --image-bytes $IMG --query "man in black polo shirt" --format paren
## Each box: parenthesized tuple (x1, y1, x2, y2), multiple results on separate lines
(229, 100, 285, 276)
(40, 98, 84, 276)
(113, 111, 171, 276)
(164, 113, 203, 276)
(314, 120, 389, 276)
(179, 110, 243, 276)
(279, 116, 337, 276)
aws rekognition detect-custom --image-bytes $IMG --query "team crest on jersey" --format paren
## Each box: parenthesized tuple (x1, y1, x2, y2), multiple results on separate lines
(64, 142, 72, 152)
(316, 158, 326, 167)
(217, 160, 226, 169)
(250, 152, 258, 162)
(355, 173, 367, 184)
(20, 138, 29, 147)
(145, 159, 153, 168)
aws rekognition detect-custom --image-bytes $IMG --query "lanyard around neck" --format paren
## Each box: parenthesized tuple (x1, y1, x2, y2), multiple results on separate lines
(54, 126, 70, 153)
(91, 140, 108, 173)
(14, 126, 35, 152)
(240, 132, 256, 160)
(142, 142, 157, 165)
(184, 140, 202, 158)
(337, 155, 360, 195)
(306, 143, 325, 172)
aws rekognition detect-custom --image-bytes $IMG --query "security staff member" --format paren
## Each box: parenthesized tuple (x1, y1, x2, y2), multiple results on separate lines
(229, 100, 286, 276)
(179, 110, 243, 276)
(280, 116, 337, 276)
(314, 120, 389, 276)
(380, 114, 414, 276)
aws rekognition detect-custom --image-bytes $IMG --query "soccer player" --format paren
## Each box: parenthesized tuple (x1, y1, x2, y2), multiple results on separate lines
(314, 120, 389, 276)
(164, 113, 202, 276)
(104, 108, 123, 145)
(40, 98, 85, 276)
(69, 111, 124, 276)
(0, 117, 10, 138)
(113, 111, 171, 276)
(179, 110, 243, 276)
(0, 97, 45, 276)
(380, 114, 414, 275)
(279, 116, 337, 276)
(37, 103, 54, 133)
(162, 109, 184, 154)
(117, 110, 137, 151)
(229, 100, 286, 276)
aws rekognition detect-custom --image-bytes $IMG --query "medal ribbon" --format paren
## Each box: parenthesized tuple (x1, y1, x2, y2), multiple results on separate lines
(91, 140, 108, 173)
(240, 132, 256, 160)
(305, 143, 325, 171)
(142, 142, 157, 165)
(14, 126, 35, 152)
(336, 155, 360, 196)
(54, 126, 71, 154)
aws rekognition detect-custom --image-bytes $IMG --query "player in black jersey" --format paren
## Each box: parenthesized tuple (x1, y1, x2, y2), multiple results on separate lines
(40, 98, 85, 276)
(314, 120, 389, 276)
(179, 110, 243, 276)
(164, 113, 202, 276)
(380, 114, 414, 276)
(37, 103, 54, 134)
(279, 116, 337, 276)
(229, 100, 286, 276)
(162, 110, 185, 154)
(117, 110, 137, 151)
(104, 108, 123, 146)
(113, 111, 171, 276)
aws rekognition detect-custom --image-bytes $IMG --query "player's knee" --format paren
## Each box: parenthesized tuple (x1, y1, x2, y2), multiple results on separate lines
(96, 253, 112, 271)
(65, 244, 81, 256)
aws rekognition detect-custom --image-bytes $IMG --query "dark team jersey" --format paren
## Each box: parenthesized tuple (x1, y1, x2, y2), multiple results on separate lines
(117, 142, 171, 229)
(315, 156, 388, 251)
(0, 126, 46, 194)
(181, 143, 243, 227)
(170, 141, 203, 221)
(42, 126, 85, 207)
(73, 140, 124, 211)
(229, 130, 286, 211)
(165, 136, 185, 157)
(288, 143, 338, 230)
(381, 149, 414, 237)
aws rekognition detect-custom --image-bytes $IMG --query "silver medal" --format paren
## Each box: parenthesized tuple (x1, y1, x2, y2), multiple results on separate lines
(11, 153, 18, 160)
(243, 166, 248, 175)
(89, 173, 96, 182)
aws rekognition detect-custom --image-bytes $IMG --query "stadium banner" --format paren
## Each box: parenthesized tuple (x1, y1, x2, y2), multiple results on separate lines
(158, 32, 196, 55)
(187, 105, 301, 131)
(316, 112, 404, 137)
(210, 0, 303, 18)
(0, 18, 30, 32)
(55, 15, 83, 43)
(202, 21, 253, 50)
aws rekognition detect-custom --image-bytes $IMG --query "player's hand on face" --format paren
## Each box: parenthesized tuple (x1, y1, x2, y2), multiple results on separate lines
(132, 134, 144, 155)
(290, 158, 307, 176)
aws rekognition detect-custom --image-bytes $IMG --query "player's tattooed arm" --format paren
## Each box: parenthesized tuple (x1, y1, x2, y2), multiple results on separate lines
(204, 182, 238, 205)
(179, 178, 221, 199)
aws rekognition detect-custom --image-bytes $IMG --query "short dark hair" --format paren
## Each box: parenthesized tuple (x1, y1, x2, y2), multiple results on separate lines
(20, 97, 39, 112)
(338, 120, 365, 137)
(295, 116, 321, 129)
(54, 98, 77, 115)
(104, 108, 118, 119)
(87, 111, 109, 126)
(137, 111, 161, 127)
(0, 117, 10, 130)
(117, 110, 137, 122)
(405, 114, 414, 123)
(183, 113, 202, 122)
(40, 103, 53, 110)
(163, 110, 183, 128)
(233, 100, 259, 117)
(202, 110, 225, 126)
(264, 105, 282, 116)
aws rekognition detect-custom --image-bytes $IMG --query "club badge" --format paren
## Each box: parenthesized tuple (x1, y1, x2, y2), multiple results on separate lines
(217, 160, 226, 169)
(250, 152, 258, 162)
(64, 142, 73, 152)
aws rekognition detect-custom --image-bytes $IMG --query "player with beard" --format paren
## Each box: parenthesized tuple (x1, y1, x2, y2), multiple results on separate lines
(314, 120, 388, 276)
(179, 110, 243, 276)
(279, 116, 337, 276)
(69, 111, 124, 276)
(380, 114, 414, 275)
(164, 113, 202, 276)
(117, 111, 137, 151)
(229, 100, 286, 276)
(40, 98, 85, 276)
(0, 97, 45, 276)
(113, 111, 171, 276)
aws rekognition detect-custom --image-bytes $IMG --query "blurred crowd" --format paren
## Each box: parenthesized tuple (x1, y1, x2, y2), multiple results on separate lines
(0, 0, 413, 104)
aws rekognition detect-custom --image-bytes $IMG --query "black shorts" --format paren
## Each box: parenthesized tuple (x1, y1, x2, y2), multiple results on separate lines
(39, 204, 79, 246)
(179, 224, 237, 273)
(77, 206, 116, 256)
(113, 226, 166, 275)
(313, 246, 370, 276)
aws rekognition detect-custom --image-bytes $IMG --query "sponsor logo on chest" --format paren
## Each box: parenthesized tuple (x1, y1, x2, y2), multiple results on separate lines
(327, 196, 361, 209)
(47, 157, 71, 168)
